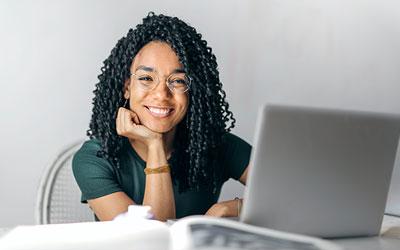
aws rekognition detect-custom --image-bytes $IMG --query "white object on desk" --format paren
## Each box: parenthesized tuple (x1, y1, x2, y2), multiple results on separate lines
(113, 205, 154, 221)
(0, 219, 169, 250)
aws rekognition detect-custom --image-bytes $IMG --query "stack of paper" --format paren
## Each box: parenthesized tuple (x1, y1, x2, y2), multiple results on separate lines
(0, 219, 169, 250)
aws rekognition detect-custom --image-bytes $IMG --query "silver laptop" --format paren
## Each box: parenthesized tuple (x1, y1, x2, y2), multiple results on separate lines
(241, 104, 400, 238)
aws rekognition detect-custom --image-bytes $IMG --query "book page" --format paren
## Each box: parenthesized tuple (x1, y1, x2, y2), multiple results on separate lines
(170, 216, 341, 250)
(189, 223, 321, 250)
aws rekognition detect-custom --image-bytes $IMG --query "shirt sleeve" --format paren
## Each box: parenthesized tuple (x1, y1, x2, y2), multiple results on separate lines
(72, 139, 123, 203)
(219, 133, 252, 182)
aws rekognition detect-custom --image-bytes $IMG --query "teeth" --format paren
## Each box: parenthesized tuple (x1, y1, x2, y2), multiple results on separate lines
(148, 107, 171, 114)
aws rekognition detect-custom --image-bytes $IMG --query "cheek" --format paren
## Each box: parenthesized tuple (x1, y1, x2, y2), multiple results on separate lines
(178, 95, 189, 111)
(176, 99, 189, 120)
(129, 91, 146, 108)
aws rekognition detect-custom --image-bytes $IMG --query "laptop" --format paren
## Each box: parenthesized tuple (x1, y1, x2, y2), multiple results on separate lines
(240, 104, 400, 238)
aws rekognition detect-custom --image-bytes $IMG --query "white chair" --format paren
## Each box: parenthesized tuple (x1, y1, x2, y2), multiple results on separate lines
(35, 139, 94, 224)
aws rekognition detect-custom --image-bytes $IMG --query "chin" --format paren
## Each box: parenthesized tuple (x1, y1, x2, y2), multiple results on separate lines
(150, 127, 171, 134)
(145, 122, 175, 134)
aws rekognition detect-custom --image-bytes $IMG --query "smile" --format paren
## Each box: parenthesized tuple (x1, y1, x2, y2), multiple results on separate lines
(145, 106, 174, 118)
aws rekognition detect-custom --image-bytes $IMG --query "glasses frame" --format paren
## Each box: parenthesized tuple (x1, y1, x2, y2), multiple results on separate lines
(129, 71, 192, 94)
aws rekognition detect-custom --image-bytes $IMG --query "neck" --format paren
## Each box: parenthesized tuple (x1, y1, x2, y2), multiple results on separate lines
(129, 128, 176, 162)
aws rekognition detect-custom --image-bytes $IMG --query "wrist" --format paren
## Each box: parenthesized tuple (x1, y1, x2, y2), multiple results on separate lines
(146, 137, 164, 151)
(146, 138, 169, 170)
(218, 200, 239, 217)
(234, 197, 242, 217)
(213, 203, 230, 217)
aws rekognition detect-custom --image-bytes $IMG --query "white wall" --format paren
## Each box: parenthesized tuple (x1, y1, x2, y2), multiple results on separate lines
(1, 0, 399, 227)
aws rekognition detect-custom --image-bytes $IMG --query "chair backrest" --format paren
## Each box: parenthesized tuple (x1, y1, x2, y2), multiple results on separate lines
(35, 140, 94, 224)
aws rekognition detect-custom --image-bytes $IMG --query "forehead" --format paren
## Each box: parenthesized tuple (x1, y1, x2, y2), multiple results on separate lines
(131, 41, 183, 72)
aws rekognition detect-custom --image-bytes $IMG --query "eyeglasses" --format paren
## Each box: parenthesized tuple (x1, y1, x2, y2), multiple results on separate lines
(130, 70, 191, 94)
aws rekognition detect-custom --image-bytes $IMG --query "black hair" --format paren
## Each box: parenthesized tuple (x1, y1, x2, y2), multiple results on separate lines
(87, 12, 235, 192)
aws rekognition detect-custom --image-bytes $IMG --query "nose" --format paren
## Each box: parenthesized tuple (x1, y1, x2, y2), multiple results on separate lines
(151, 77, 172, 98)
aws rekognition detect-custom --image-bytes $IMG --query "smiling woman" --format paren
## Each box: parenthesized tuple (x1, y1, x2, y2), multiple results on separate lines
(72, 12, 252, 222)
(125, 42, 189, 134)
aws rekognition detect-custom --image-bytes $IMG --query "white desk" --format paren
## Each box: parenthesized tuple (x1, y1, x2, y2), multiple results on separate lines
(0, 228, 10, 238)
(332, 215, 400, 250)
(335, 238, 400, 250)
(1, 215, 399, 249)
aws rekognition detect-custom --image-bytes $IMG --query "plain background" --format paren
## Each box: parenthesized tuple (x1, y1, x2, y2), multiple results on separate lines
(1, 0, 399, 227)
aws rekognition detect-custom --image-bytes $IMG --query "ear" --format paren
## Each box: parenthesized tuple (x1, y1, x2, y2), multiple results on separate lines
(123, 79, 130, 99)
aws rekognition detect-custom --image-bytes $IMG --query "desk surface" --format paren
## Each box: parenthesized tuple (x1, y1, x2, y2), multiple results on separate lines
(0, 227, 10, 238)
(1, 215, 400, 250)
(332, 215, 400, 250)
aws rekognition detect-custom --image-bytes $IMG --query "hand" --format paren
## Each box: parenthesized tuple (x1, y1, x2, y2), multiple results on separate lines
(205, 199, 240, 217)
(116, 107, 162, 146)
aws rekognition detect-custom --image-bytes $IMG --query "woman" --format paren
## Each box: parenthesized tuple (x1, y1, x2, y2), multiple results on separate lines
(72, 12, 251, 221)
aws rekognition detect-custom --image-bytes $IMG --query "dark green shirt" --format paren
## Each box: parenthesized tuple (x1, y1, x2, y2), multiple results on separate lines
(72, 132, 251, 219)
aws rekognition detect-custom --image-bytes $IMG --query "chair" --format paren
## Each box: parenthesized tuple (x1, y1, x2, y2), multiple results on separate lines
(35, 139, 94, 224)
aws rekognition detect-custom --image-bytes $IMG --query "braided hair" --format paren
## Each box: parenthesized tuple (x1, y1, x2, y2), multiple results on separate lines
(87, 12, 235, 192)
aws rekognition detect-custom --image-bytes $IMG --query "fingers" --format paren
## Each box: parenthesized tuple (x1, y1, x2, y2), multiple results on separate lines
(116, 108, 128, 137)
(122, 107, 141, 127)
(129, 110, 140, 125)
(116, 107, 140, 136)
(116, 108, 123, 135)
(121, 108, 128, 132)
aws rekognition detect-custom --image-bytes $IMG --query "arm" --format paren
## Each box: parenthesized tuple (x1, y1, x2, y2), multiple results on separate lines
(89, 143, 176, 221)
(116, 107, 175, 221)
(239, 166, 249, 185)
(88, 192, 134, 221)
(142, 141, 176, 221)
(205, 166, 248, 217)
(73, 140, 135, 221)
(88, 161, 175, 221)
(87, 107, 175, 221)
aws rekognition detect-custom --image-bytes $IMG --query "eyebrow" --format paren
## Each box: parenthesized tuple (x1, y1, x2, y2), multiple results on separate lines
(135, 65, 155, 72)
(135, 65, 186, 74)
(172, 68, 186, 74)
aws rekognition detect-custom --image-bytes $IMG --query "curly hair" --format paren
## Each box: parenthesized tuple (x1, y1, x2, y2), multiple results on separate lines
(87, 12, 235, 192)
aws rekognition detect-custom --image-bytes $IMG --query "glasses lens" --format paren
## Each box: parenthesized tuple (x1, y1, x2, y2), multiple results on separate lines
(168, 74, 190, 93)
(133, 71, 158, 90)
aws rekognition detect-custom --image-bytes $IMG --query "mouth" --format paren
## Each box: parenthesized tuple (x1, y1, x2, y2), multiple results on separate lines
(145, 105, 174, 118)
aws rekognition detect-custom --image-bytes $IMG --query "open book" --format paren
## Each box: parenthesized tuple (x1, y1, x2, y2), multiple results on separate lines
(169, 216, 341, 250)
(0, 215, 341, 250)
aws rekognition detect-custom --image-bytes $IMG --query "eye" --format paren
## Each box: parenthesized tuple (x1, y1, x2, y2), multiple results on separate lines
(169, 77, 188, 86)
(173, 79, 187, 85)
(138, 75, 153, 81)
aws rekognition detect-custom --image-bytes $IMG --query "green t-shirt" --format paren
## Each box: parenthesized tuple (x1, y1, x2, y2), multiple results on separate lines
(72, 132, 251, 219)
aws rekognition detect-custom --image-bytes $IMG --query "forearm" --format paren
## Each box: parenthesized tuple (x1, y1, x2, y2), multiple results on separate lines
(206, 198, 243, 217)
(223, 198, 243, 217)
(142, 141, 176, 221)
